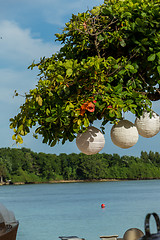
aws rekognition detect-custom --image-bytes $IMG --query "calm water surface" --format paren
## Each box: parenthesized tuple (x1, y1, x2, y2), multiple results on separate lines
(0, 180, 160, 240)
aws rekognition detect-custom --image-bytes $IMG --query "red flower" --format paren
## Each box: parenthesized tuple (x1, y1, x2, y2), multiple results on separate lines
(80, 102, 88, 116)
(86, 102, 95, 112)
(80, 101, 95, 115)
(83, 22, 87, 30)
(107, 105, 112, 109)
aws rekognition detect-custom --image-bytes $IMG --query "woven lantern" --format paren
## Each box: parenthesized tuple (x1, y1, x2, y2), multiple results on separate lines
(135, 111, 160, 138)
(123, 228, 144, 240)
(110, 120, 139, 149)
(76, 126, 105, 155)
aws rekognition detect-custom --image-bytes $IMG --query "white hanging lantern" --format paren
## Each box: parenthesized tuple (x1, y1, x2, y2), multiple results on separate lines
(76, 126, 105, 155)
(135, 111, 160, 138)
(110, 120, 139, 149)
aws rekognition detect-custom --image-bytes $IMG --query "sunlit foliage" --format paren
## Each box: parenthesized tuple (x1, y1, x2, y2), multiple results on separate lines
(10, 0, 160, 146)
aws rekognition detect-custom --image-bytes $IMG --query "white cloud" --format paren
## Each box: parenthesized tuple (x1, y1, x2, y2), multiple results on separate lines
(0, 20, 61, 105)
(0, 20, 60, 66)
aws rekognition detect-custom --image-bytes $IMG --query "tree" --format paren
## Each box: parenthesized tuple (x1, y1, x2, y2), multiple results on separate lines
(140, 151, 149, 163)
(10, 0, 160, 146)
(77, 153, 106, 179)
(0, 158, 7, 183)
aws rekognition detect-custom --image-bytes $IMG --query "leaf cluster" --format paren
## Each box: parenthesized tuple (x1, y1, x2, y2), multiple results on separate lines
(10, 0, 160, 146)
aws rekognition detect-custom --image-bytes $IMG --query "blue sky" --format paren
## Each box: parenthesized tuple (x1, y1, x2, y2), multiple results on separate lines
(0, 0, 160, 156)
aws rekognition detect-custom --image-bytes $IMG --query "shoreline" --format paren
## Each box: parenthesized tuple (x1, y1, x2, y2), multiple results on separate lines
(0, 178, 159, 186)
(0, 179, 119, 185)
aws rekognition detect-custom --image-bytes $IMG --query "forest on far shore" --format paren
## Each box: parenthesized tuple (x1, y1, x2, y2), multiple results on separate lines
(0, 148, 160, 184)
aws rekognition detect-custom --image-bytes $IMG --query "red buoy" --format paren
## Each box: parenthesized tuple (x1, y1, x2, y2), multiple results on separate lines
(101, 204, 105, 208)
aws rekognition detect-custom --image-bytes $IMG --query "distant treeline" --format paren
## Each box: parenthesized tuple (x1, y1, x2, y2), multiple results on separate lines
(0, 148, 160, 184)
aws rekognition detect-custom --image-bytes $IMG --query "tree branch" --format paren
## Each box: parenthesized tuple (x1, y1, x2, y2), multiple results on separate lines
(148, 89, 160, 101)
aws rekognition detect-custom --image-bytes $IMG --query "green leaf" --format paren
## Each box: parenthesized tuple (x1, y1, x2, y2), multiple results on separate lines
(65, 60, 73, 69)
(97, 34, 104, 41)
(57, 75, 64, 82)
(109, 110, 115, 118)
(90, 6, 101, 15)
(35, 127, 41, 133)
(131, 22, 135, 30)
(66, 102, 74, 111)
(77, 119, 81, 126)
(42, 138, 48, 144)
(20, 130, 25, 136)
(157, 52, 160, 59)
(141, 12, 147, 18)
(73, 124, 80, 133)
(48, 91, 53, 97)
(47, 65, 54, 71)
(119, 69, 126, 75)
(18, 125, 23, 131)
(10, 123, 14, 129)
(12, 134, 16, 140)
(84, 118, 89, 127)
(66, 68, 73, 77)
(51, 139, 57, 147)
(115, 110, 122, 119)
(130, 109, 136, 114)
(130, 104, 137, 108)
(46, 108, 50, 115)
(147, 54, 156, 62)
(120, 39, 126, 47)
(17, 135, 23, 144)
(36, 96, 43, 106)
(46, 117, 53, 122)
(122, 12, 132, 18)
(157, 66, 160, 75)
(125, 64, 136, 73)
(33, 133, 38, 139)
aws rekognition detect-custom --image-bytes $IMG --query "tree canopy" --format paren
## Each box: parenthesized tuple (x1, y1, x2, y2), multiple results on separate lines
(1, 148, 160, 183)
(10, 0, 160, 146)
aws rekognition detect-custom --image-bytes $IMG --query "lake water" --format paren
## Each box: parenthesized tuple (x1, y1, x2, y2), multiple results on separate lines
(0, 180, 160, 240)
